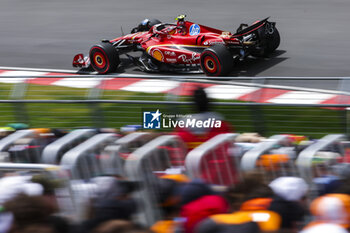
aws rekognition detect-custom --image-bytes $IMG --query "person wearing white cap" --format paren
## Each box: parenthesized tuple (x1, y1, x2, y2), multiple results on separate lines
(268, 177, 309, 231)
(0, 175, 43, 233)
(0, 176, 43, 204)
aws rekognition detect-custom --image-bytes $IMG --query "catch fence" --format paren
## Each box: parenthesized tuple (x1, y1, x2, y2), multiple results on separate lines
(1, 75, 350, 137)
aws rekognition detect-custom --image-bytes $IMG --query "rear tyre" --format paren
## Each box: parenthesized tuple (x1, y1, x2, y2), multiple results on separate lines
(200, 44, 234, 76)
(252, 27, 280, 57)
(89, 42, 120, 74)
(265, 27, 280, 54)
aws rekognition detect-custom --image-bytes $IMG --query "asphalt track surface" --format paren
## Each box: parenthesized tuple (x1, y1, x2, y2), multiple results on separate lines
(0, 0, 350, 90)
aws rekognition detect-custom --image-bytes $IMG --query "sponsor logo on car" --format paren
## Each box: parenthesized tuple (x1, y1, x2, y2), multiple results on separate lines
(203, 41, 225, 46)
(178, 53, 200, 64)
(164, 51, 176, 56)
(189, 24, 201, 36)
(226, 40, 240, 44)
(152, 49, 164, 62)
(166, 58, 177, 63)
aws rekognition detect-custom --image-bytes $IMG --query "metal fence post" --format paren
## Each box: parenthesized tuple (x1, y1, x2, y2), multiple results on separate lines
(10, 81, 29, 124)
(87, 80, 105, 128)
(336, 78, 350, 137)
(340, 109, 348, 138)
(250, 78, 267, 135)
(346, 110, 350, 138)
(165, 77, 183, 116)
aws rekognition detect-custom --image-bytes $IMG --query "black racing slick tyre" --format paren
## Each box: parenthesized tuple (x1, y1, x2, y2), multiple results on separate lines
(252, 27, 280, 57)
(89, 42, 120, 74)
(200, 44, 234, 76)
(265, 27, 280, 54)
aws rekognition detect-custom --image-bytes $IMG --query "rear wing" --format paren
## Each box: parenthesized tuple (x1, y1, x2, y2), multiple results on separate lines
(233, 17, 270, 37)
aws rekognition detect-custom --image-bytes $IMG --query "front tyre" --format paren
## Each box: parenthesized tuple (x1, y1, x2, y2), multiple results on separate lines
(89, 42, 120, 74)
(200, 44, 234, 76)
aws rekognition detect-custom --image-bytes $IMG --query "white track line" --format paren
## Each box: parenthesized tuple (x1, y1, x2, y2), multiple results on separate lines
(205, 85, 259, 100)
(52, 78, 112, 88)
(268, 91, 336, 104)
(120, 79, 179, 93)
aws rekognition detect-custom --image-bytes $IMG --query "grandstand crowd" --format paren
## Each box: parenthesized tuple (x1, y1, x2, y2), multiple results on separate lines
(0, 87, 350, 233)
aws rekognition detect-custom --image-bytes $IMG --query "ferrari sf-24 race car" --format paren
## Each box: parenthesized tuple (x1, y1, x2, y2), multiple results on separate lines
(73, 15, 280, 76)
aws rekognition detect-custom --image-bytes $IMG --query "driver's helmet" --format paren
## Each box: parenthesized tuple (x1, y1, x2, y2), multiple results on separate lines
(139, 18, 151, 31)
(175, 14, 186, 34)
(175, 14, 186, 23)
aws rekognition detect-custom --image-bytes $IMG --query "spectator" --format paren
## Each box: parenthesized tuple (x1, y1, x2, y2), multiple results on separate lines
(14, 224, 56, 233)
(0, 174, 45, 233)
(194, 173, 280, 233)
(80, 177, 138, 232)
(300, 224, 348, 233)
(173, 87, 232, 151)
(6, 123, 28, 130)
(0, 175, 43, 205)
(30, 174, 73, 233)
(300, 194, 350, 233)
(4, 194, 70, 233)
(92, 220, 134, 233)
(268, 177, 308, 232)
(0, 127, 14, 140)
(312, 154, 342, 195)
(179, 180, 229, 233)
(335, 175, 350, 195)
(227, 173, 280, 232)
(150, 177, 185, 233)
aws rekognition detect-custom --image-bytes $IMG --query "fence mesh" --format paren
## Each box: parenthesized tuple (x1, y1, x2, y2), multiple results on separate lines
(0, 76, 349, 138)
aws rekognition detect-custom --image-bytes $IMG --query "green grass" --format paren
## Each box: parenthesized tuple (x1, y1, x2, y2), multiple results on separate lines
(0, 83, 347, 138)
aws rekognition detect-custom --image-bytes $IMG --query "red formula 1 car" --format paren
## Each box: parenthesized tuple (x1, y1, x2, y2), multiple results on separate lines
(73, 15, 280, 76)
